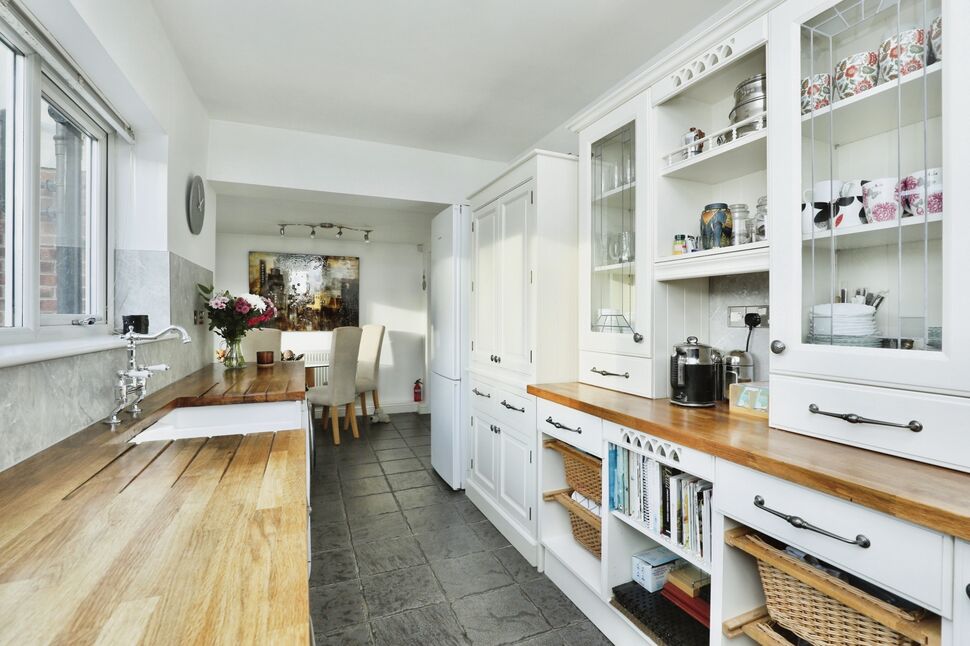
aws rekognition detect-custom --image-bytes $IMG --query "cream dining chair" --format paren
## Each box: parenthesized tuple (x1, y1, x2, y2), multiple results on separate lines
(353, 324, 385, 424)
(239, 328, 282, 363)
(307, 326, 362, 445)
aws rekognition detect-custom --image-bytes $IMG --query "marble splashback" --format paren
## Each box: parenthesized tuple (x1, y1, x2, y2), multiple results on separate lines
(114, 249, 171, 331)
(709, 272, 770, 382)
(0, 252, 212, 471)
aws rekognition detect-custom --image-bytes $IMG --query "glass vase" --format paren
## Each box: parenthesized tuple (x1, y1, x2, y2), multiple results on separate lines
(223, 337, 246, 369)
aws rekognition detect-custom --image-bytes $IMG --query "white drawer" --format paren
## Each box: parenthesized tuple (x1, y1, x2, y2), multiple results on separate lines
(536, 398, 603, 458)
(771, 374, 970, 474)
(470, 374, 500, 419)
(717, 459, 950, 613)
(603, 421, 714, 482)
(491, 385, 535, 431)
(578, 350, 653, 398)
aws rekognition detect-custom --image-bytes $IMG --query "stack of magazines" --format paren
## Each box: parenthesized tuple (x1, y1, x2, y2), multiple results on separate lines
(609, 444, 713, 561)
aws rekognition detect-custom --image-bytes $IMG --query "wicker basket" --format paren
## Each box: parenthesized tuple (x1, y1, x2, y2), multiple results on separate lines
(543, 439, 601, 504)
(725, 530, 939, 646)
(543, 489, 602, 558)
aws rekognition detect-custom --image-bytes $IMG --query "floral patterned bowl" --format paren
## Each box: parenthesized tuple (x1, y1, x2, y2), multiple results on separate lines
(835, 51, 878, 100)
(801, 74, 832, 115)
(879, 28, 926, 83)
(929, 15, 943, 61)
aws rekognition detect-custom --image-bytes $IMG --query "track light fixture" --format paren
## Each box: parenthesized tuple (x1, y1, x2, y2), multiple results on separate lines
(276, 222, 374, 242)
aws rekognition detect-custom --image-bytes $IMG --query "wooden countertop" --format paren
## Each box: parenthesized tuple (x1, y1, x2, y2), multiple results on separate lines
(528, 382, 970, 541)
(0, 362, 309, 645)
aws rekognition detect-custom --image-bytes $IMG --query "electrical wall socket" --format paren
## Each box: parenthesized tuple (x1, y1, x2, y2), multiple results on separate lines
(727, 305, 769, 328)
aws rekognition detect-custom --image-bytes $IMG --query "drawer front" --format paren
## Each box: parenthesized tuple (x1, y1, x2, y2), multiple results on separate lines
(578, 350, 653, 398)
(536, 399, 603, 458)
(470, 375, 500, 420)
(771, 374, 970, 473)
(491, 384, 535, 431)
(717, 459, 948, 612)
(603, 421, 714, 481)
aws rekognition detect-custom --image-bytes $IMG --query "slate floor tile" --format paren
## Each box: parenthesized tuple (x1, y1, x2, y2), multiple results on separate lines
(455, 498, 487, 523)
(341, 476, 390, 497)
(386, 470, 435, 491)
(349, 511, 412, 544)
(369, 439, 408, 451)
(311, 519, 352, 553)
(369, 602, 468, 646)
(430, 551, 514, 600)
(411, 445, 433, 457)
(404, 435, 432, 447)
(310, 548, 358, 587)
(310, 580, 367, 633)
(354, 535, 427, 575)
(520, 577, 583, 628)
(311, 498, 346, 523)
(559, 620, 612, 646)
(398, 426, 431, 438)
(419, 457, 434, 469)
(360, 565, 444, 617)
(395, 484, 454, 510)
(402, 503, 466, 533)
(375, 447, 415, 462)
(493, 546, 543, 583)
(414, 523, 485, 560)
(380, 457, 425, 475)
(514, 632, 565, 646)
(451, 586, 550, 646)
(467, 520, 511, 550)
(337, 451, 378, 466)
(344, 492, 399, 518)
(339, 462, 384, 480)
(315, 623, 373, 646)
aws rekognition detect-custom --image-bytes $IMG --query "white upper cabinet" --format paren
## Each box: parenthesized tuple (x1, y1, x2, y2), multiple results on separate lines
(468, 150, 578, 387)
(768, 0, 969, 397)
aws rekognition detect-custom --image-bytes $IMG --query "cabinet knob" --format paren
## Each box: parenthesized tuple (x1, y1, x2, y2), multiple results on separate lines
(966, 583, 969, 600)
(489, 355, 496, 362)
(770, 340, 786, 354)
(496, 356, 501, 363)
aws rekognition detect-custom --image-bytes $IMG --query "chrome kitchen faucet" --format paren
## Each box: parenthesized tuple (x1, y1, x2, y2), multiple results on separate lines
(104, 325, 192, 426)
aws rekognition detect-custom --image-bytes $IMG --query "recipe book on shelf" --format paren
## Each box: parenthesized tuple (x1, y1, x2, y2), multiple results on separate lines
(609, 444, 713, 561)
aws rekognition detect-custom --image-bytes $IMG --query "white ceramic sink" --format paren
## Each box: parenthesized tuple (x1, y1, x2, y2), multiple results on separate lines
(131, 401, 303, 444)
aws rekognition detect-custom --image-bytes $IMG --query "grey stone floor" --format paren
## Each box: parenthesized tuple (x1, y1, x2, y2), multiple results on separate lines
(309, 412, 614, 646)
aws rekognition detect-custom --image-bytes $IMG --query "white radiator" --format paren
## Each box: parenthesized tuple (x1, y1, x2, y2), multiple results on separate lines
(304, 350, 330, 386)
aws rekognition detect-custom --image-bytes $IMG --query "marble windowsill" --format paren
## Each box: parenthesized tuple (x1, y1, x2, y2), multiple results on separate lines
(0, 335, 170, 369)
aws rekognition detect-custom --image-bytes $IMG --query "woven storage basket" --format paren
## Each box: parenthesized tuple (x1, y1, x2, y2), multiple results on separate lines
(729, 533, 926, 646)
(543, 439, 601, 504)
(543, 489, 602, 558)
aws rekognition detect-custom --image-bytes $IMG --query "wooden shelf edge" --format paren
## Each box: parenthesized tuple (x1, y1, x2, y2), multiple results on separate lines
(722, 606, 770, 638)
(543, 489, 603, 530)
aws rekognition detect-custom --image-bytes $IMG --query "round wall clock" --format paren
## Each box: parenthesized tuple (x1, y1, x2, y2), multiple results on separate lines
(187, 175, 205, 235)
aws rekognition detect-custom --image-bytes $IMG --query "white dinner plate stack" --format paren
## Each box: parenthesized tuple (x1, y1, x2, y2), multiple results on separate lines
(809, 303, 878, 337)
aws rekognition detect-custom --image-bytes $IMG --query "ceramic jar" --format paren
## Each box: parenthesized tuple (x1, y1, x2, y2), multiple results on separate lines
(700, 203, 733, 249)
(901, 168, 943, 217)
(835, 51, 878, 100)
(929, 15, 943, 61)
(862, 177, 901, 222)
(879, 28, 926, 83)
(801, 74, 832, 114)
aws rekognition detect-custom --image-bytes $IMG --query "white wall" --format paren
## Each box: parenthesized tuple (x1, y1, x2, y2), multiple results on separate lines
(208, 120, 506, 205)
(216, 233, 428, 411)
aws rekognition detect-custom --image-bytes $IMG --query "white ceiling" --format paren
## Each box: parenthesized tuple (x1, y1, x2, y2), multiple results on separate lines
(212, 181, 446, 245)
(152, 0, 730, 161)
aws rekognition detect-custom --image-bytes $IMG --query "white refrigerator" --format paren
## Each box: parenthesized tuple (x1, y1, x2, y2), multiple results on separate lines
(430, 204, 469, 490)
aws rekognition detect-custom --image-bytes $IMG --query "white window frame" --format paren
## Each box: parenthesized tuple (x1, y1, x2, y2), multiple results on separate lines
(0, 17, 115, 347)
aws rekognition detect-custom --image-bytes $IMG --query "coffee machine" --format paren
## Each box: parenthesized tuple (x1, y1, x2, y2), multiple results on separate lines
(670, 336, 722, 407)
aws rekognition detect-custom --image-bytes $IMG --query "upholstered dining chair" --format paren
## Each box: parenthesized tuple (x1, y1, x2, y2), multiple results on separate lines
(239, 328, 282, 363)
(354, 324, 386, 423)
(307, 326, 362, 445)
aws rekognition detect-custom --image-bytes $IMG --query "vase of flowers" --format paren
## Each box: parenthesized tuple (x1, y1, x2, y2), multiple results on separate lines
(198, 285, 277, 369)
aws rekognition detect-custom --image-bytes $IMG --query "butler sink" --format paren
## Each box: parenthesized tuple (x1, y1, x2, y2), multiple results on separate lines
(131, 401, 304, 444)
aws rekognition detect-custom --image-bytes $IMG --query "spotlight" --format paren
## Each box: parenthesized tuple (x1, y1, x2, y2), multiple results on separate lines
(310, 227, 316, 239)
(336, 227, 343, 239)
(279, 225, 285, 237)
(364, 231, 371, 243)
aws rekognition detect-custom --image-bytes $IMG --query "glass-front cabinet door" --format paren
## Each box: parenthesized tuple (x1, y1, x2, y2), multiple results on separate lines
(578, 96, 651, 357)
(770, 0, 969, 394)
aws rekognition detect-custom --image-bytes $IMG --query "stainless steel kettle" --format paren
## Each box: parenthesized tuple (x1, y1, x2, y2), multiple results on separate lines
(670, 336, 722, 407)
(722, 349, 755, 398)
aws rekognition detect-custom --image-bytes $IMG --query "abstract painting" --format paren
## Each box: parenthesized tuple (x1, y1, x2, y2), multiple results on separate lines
(248, 251, 360, 331)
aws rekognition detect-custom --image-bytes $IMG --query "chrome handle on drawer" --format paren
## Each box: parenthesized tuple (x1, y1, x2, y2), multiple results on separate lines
(808, 403, 922, 433)
(545, 416, 581, 434)
(590, 367, 630, 379)
(472, 388, 491, 398)
(754, 495, 871, 548)
(500, 399, 525, 413)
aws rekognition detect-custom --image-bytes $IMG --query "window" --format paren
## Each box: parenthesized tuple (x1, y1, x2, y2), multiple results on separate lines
(0, 18, 113, 339)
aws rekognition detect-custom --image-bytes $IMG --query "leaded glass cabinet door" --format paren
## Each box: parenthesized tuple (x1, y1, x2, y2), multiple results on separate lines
(578, 96, 650, 357)
(769, 0, 970, 394)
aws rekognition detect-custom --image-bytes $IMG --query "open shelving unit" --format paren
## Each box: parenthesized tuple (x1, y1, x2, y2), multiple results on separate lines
(660, 129, 767, 184)
(611, 510, 712, 573)
(803, 213, 942, 250)
(655, 241, 769, 281)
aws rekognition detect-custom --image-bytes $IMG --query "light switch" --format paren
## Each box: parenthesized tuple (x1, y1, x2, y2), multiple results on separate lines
(728, 306, 746, 328)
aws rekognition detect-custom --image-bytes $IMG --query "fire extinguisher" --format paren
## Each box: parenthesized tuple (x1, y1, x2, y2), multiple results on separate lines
(413, 379, 423, 403)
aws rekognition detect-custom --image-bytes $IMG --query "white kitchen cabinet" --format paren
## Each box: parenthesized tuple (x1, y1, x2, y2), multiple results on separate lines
(954, 540, 970, 646)
(496, 420, 535, 534)
(768, 0, 970, 470)
(468, 149, 578, 388)
(470, 413, 498, 499)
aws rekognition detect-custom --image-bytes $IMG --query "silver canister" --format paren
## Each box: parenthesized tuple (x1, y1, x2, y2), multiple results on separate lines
(722, 349, 755, 399)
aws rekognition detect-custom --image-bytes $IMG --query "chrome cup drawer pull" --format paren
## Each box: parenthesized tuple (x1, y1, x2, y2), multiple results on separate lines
(472, 388, 491, 398)
(545, 416, 581, 434)
(590, 367, 630, 379)
(500, 399, 525, 413)
(808, 403, 922, 433)
(754, 495, 871, 548)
